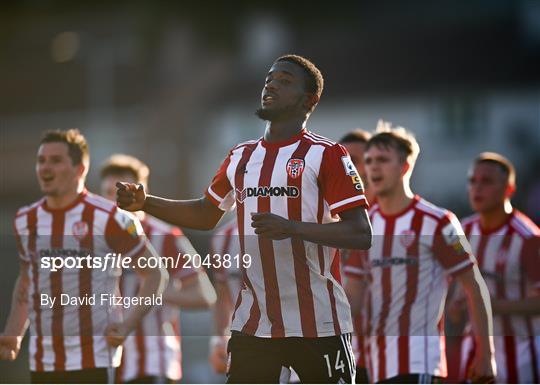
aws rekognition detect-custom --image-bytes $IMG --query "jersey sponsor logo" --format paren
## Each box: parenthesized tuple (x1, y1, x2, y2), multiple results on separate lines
(371, 256, 418, 268)
(441, 222, 466, 254)
(286, 158, 305, 179)
(399, 229, 416, 248)
(72, 221, 89, 240)
(235, 186, 300, 203)
(341, 155, 358, 176)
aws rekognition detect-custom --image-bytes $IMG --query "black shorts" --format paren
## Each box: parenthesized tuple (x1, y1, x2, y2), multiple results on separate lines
(226, 331, 356, 384)
(30, 368, 109, 384)
(125, 375, 177, 384)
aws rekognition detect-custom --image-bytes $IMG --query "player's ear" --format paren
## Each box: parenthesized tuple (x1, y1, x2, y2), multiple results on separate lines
(505, 183, 515, 198)
(401, 160, 411, 176)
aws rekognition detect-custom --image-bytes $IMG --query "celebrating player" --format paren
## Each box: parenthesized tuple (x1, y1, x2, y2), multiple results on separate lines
(456, 152, 539, 383)
(100, 154, 216, 384)
(0, 130, 168, 384)
(344, 122, 496, 383)
(116, 54, 372, 383)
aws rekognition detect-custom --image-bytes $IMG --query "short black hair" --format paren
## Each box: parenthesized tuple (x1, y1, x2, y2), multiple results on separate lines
(339, 129, 371, 144)
(276, 54, 324, 100)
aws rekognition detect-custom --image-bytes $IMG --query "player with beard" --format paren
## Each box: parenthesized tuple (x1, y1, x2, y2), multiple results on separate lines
(116, 54, 372, 383)
(344, 122, 496, 383)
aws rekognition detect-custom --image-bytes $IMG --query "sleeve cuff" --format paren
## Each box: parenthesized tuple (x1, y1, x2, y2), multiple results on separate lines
(447, 259, 474, 277)
(205, 186, 224, 207)
(329, 195, 368, 216)
(344, 266, 369, 278)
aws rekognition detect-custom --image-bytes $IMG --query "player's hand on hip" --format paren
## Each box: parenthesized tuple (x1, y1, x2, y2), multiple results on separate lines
(0, 334, 22, 361)
(251, 212, 295, 240)
(116, 182, 146, 211)
(104, 322, 129, 347)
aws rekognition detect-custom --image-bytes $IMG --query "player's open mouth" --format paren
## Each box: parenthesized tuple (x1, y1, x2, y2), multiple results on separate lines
(371, 176, 383, 183)
(41, 176, 54, 182)
(262, 94, 277, 104)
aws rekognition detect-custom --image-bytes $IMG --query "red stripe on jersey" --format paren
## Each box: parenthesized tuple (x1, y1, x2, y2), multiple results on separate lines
(136, 323, 146, 379)
(288, 140, 317, 337)
(398, 211, 424, 375)
(496, 228, 518, 383)
(28, 207, 44, 372)
(257, 146, 285, 337)
(234, 143, 261, 335)
(521, 245, 540, 383)
(157, 308, 166, 377)
(377, 216, 396, 379)
(50, 211, 66, 371)
(79, 204, 95, 368)
(318, 187, 341, 335)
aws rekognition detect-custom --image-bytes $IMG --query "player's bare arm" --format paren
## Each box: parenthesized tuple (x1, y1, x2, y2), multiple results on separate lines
(116, 182, 224, 230)
(105, 243, 169, 347)
(251, 205, 372, 250)
(163, 270, 217, 309)
(455, 265, 496, 381)
(344, 275, 369, 317)
(0, 261, 31, 361)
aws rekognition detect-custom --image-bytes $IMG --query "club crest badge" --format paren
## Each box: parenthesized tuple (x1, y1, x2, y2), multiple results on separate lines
(72, 221, 89, 240)
(399, 229, 416, 248)
(286, 158, 305, 179)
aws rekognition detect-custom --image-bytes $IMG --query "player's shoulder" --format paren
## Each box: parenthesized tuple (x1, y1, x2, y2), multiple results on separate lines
(303, 131, 336, 148)
(460, 213, 480, 227)
(15, 197, 45, 218)
(231, 138, 261, 152)
(415, 196, 454, 222)
(368, 202, 380, 217)
(83, 192, 117, 214)
(143, 215, 183, 236)
(510, 210, 539, 238)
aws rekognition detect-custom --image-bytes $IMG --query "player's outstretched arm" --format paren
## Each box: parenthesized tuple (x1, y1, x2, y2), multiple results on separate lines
(116, 182, 225, 230)
(251, 206, 372, 250)
(455, 265, 496, 382)
(0, 261, 30, 361)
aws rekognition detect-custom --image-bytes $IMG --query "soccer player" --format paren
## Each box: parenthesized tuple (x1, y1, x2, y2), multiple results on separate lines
(344, 122, 496, 383)
(456, 152, 540, 383)
(339, 129, 373, 383)
(116, 54, 372, 383)
(339, 129, 373, 204)
(0, 130, 168, 384)
(100, 154, 217, 384)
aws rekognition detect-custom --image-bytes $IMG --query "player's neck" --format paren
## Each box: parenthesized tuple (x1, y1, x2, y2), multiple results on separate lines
(264, 119, 306, 143)
(377, 184, 414, 216)
(46, 185, 84, 209)
(478, 201, 513, 231)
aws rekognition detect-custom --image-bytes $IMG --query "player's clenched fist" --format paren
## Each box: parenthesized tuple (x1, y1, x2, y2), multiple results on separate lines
(116, 182, 146, 211)
(0, 335, 22, 361)
(105, 322, 129, 347)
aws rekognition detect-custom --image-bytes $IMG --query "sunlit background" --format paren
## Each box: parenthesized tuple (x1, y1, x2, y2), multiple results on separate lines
(1, 1, 539, 383)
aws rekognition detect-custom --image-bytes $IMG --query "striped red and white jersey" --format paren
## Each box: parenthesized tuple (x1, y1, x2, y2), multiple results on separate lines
(458, 211, 540, 384)
(205, 129, 368, 338)
(211, 218, 243, 299)
(13, 190, 146, 372)
(344, 195, 476, 382)
(117, 215, 198, 382)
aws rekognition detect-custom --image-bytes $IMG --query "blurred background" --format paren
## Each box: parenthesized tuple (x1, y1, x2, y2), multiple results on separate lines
(1, 0, 539, 382)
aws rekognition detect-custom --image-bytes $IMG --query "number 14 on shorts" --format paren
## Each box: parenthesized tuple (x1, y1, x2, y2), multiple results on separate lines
(323, 350, 345, 378)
